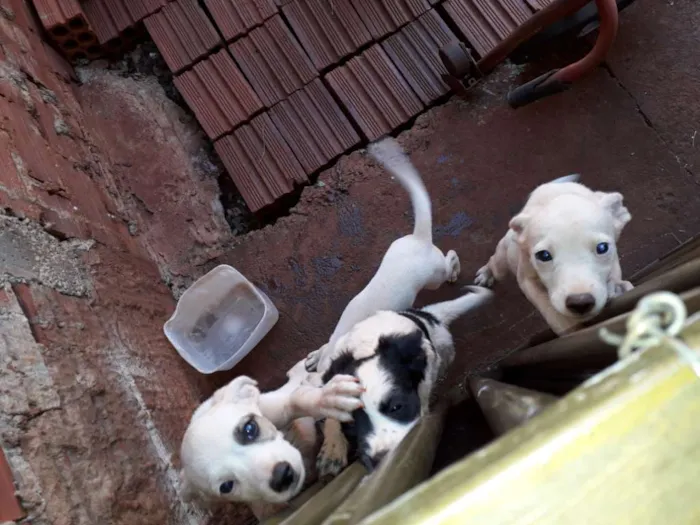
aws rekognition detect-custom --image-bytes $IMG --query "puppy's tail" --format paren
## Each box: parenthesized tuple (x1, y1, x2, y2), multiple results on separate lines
(422, 286, 493, 326)
(368, 137, 432, 243)
(551, 173, 580, 184)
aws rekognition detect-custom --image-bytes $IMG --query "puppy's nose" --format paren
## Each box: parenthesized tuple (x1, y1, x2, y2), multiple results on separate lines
(269, 462, 296, 493)
(565, 293, 596, 315)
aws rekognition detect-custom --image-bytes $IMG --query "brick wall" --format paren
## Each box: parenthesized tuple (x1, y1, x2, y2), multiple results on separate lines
(0, 1, 240, 523)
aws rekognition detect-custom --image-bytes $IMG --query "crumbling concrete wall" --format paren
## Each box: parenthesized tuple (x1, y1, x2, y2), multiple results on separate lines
(0, 1, 241, 523)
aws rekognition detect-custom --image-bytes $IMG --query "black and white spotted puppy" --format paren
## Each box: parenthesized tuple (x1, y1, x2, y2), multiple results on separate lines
(319, 286, 493, 470)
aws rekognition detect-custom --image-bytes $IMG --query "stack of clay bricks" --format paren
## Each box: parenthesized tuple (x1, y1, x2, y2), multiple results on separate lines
(140, 0, 454, 212)
(34, 0, 541, 212)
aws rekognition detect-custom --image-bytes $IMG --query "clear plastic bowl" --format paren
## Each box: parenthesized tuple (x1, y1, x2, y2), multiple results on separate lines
(164, 265, 279, 374)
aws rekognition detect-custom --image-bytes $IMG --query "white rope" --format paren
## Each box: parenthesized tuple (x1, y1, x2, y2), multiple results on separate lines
(599, 291, 700, 376)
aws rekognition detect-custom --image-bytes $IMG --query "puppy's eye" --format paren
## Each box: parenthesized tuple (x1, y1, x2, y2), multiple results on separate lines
(535, 250, 553, 262)
(219, 480, 234, 494)
(242, 419, 259, 443)
(596, 242, 609, 255)
(389, 403, 403, 413)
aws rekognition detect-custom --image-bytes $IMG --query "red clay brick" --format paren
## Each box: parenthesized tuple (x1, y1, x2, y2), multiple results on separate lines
(32, 0, 99, 61)
(350, 0, 430, 39)
(39, 207, 91, 239)
(173, 49, 263, 139)
(79, 0, 165, 42)
(443, 0, 531, 57)
(6, 106, 65, 191)
(214, 113, 307, 211)
(0, 126, 25, 196)
(145, 0, 221, 73)
(32, 0, 83, 35)
(204, 0, 277, 42)
(229, 14, 316, 107)
(325, 44, 423, 141)
(269, 78, 360, 173)
(82, 0, 134, 43)
(0, 448, 23, 521)
(525, 0, 555, 9)
(282, 0, 371, 71)
(382, 10, 456, 105)
(123, 0, 168, 21)
(0, 193, 43, 223)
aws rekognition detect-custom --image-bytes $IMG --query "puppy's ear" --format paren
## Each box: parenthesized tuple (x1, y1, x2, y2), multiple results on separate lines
(321, 351, 356, 384)
(596, 191, 631, 237)
(179, 470, 197, 503)
(212, 376, 260, 405)
(509, 213, 530, 242)
(378, 332, 427, 387)
(179, 472, 217, 509)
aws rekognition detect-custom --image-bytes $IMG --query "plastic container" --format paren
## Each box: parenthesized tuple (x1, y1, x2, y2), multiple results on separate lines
(164, 265, 279, 374)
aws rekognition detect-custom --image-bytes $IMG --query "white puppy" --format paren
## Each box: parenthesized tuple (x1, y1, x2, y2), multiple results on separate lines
(320, 286, 493, 470)
(475, 175, 633, 335)
(305, 137, 461, 376)
(179, 359, 363, 509)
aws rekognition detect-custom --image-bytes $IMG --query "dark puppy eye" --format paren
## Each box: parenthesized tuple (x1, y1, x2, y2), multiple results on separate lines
(596, 242, 609, 255)
(219, 480, 234, 494)
(535, 250, 553, 262)
(389, 403, 403, 414)
(242, 418, 259, 443)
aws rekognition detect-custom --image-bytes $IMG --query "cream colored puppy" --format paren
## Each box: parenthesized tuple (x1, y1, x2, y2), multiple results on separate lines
(179, 359, 362, 508)
(475, 175, 633, 334)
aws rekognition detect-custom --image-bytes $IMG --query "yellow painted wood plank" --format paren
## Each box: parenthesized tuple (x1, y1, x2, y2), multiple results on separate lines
(363, 322, 700, 525)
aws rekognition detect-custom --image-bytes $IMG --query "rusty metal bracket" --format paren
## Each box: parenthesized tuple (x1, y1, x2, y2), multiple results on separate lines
(439, 41, 483, 100)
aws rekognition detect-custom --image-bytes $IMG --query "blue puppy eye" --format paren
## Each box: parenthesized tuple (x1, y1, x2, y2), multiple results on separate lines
(535, 250, 553, 262)
(242, 419, 259, 442)
(219, 480, 234, 494)
(596, 242, 609, 254)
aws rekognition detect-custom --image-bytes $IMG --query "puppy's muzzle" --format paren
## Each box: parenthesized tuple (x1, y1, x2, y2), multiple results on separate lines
(269, 461, 297, 493)
(565, 293, 596, 315)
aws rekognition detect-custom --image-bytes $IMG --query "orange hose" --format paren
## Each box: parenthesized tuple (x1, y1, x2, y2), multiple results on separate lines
(553, 0, 619, 82)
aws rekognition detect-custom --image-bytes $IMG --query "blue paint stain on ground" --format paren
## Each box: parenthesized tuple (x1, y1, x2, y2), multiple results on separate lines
(437, 153, 452, 165)
(288, 257, 307, 288)
(338, 202, 363, 238)
(313, 256, 343, 279)
(451, 177, 459, 187)
(435, 211, 474, 239)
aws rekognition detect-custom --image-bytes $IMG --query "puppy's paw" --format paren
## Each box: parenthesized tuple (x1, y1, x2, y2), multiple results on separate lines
(305, 371, 324, 388)
(316, 433, 349, 478)
(305, 349, 320, 372)
(613, 280, 634, 297)
(317, 375, 364, 422)
(287, 358, 309, 380)
(474, 265, 495, 288)
(446, 250, 461, 283)
(463, 284, 494, 296)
